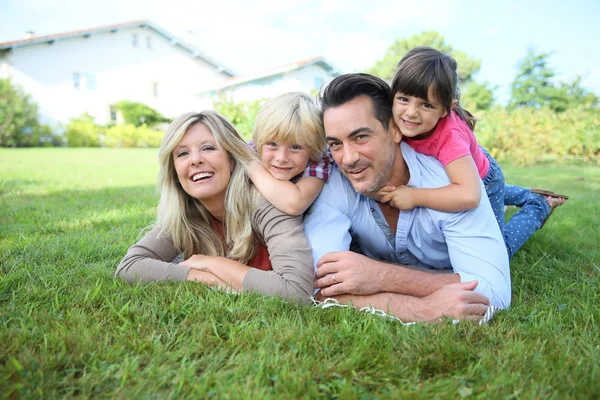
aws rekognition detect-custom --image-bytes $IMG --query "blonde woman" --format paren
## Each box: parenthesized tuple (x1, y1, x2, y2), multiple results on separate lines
(115, 110, 314, 303)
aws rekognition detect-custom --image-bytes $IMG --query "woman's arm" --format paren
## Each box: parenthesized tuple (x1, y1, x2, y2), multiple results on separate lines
(115, 226, 192, 283)
(187, 269, 230, 289)
(248, 160, 324, 216)
(117, 226, 241, 289)
(241, 197, 315, 304)
(380, 155, 482, 212)
(180, 255, 249, 291)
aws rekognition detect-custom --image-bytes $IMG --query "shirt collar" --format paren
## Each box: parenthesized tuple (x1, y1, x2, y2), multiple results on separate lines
(400, 141, 422, 188)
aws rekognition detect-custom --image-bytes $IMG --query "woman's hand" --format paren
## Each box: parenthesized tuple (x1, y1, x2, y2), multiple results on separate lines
(186, 269, 229, 289)
(181, 255, 250, 292)
(180, 254, 225, 272)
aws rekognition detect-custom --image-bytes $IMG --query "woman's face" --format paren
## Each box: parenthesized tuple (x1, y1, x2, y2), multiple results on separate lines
(172, 123, 232, 210)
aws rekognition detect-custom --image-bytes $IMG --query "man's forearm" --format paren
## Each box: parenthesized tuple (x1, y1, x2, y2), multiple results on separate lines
(322, 280, 490, 323)
(378, 261, 460, 297)
(315, 251, 460, 298)
(330, 292, 434, 323)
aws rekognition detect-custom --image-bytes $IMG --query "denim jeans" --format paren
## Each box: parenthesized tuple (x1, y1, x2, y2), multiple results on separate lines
(481, 147, 550, 258)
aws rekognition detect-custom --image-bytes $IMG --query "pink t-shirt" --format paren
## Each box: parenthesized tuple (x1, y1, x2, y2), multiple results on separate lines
(404, 111, 489, 179)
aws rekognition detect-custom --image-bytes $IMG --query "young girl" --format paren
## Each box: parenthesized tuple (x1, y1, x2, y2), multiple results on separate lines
(248, 92, 332, 216)
(380, 46, 567, 258)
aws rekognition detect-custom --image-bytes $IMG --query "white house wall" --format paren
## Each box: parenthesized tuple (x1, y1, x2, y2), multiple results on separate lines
(224, 64, 336, 103)
(3, 26, 228, 127)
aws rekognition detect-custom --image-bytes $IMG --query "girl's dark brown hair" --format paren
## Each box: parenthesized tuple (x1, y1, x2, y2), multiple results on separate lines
(391, 46, 476, 131)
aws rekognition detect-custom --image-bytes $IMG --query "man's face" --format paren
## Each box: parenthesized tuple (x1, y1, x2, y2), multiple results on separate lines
(324, 95, 401, 195)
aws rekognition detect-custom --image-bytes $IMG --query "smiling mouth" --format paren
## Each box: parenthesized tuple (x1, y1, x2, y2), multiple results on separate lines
(191, 172, 214, 182)
(401, 118, 421, 128)
(346, 166, 368, 176)
(272, 166, 293, 171)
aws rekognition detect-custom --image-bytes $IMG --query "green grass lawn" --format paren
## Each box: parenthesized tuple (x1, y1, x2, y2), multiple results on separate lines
(1, 148, 598, 398)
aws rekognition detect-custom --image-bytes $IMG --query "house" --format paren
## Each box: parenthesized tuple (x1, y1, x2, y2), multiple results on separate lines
(209, 56, 341, 103)
(0, 20, 235, 127)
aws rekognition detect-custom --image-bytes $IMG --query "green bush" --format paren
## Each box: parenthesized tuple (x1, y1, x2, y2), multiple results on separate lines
(64, 114, 164, 148)
(0, 78, 40, 147)
(104, 124, 163, 148)
(19, 124, 65, 147)
(64, 114, 103, 147)
(214, 96, 264, 141)
(113, 101, 169, 127)
(476, 106, 599, 165)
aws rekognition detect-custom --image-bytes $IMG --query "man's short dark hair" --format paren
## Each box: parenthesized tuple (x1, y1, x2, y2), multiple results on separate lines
(318, 73, 393, 130)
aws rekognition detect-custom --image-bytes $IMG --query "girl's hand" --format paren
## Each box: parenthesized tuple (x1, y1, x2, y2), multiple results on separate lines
(380, 185, 417, 210)
(376, 185, 396, 196)
(180, 255, 224, 272)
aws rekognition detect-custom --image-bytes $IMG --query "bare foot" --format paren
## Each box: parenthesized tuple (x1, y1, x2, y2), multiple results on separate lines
(540, 195, 566, 229)
(546, 195, 566, 210)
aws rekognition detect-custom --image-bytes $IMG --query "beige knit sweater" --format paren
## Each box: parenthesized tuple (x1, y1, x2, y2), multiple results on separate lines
(115, 198, 315, 305)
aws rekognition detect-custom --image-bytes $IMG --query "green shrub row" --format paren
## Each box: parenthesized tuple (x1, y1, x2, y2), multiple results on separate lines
(60, 105, 600, 166)
(476, 106, 599, 165)
(214, 96, 263, 141)
(64, 114, 164, 148)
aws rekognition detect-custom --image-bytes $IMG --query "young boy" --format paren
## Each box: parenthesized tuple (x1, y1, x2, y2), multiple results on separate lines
(249, 92, 332, 216)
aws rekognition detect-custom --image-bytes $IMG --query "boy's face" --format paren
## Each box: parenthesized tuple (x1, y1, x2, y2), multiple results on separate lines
(261, 139, 311, 181)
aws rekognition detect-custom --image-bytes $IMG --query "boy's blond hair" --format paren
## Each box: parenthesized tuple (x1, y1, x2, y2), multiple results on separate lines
(252, 92, 326, 162)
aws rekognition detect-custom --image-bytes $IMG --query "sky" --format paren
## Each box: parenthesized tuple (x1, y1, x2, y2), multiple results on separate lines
(1, 0, 599, 104)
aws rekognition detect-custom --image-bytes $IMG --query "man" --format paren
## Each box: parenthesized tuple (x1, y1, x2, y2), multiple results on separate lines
(303, 73, 510, 322)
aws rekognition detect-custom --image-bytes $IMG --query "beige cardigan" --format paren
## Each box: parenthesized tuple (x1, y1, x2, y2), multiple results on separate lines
(115, 197, 315, 304)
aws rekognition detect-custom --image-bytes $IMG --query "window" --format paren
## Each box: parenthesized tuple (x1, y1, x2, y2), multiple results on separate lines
(73, 72, 81, 88)
(152, 82, 159, 98)
(86, 73, 96, 90)
(132, 34, 138, 47)
(146, 36, 152, 49)
(110, 106, 117, 123)
(314, 76, 323, 90)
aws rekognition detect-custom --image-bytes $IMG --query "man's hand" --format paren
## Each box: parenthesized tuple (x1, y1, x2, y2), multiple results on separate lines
(378, 185, 418, 211)
(314, 251, 389, 296)
(417, 280, 490, 322)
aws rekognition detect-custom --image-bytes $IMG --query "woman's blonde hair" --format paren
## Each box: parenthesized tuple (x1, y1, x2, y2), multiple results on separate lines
(252, 92, 326, 162)
(157, 110, 259, 263)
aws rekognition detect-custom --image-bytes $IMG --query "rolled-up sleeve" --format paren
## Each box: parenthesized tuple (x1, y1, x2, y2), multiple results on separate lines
(442, 207, 512, 308)
(243, 198, 315, 304)
(115, 226, 190, 284)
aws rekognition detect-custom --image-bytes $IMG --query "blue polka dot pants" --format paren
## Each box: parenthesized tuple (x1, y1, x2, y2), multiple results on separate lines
(482, 148, 550, 258)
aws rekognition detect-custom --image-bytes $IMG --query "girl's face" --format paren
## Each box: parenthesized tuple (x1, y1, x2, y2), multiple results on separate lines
(260, 139, 311, 181)
(392, 88, 449, 140)
(172, 123, 232, 209)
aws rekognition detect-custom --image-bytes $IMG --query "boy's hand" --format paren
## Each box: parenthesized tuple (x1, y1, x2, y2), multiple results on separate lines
(379, 185, 417, 210)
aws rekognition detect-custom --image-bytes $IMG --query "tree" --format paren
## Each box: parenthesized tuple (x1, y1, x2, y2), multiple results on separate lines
(365, 31, 481, 82)
(113, 101, 169, 127)
(0, 78, 39, 147)
(365, 31, 493, 110)
(213, 95, 264, 141)
(509, 49, 598, 112)
(462, 81, 496, 111)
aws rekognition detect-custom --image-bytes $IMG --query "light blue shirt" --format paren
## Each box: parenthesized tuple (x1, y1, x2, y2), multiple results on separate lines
(304, 142, 511, 308)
